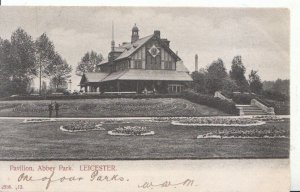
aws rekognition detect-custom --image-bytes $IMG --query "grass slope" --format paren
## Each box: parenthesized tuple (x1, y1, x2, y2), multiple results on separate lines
(0, 98, 227, 117)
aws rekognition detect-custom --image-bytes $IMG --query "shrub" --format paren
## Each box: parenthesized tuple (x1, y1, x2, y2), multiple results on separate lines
(2, 93, 182, 101)
(182, 91, 238, 115)
(231, 93, 255, 104)
(221, 91, 289, 115)
(262, 90, 289, 101)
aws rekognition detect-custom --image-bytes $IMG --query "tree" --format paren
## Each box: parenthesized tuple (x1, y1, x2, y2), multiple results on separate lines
(206, 58, 228, 94)
(272, 79, 289, 96)
(6, 28, 36, 95)
(76, 50, 103, 75)
(229, 55, 249, 92)
(222, 77, 238, 93)
(48, 53, 72, 90)
(248, 70, 263, 94)
(191, 68, 208, 93)
(35, 33, 56, 94)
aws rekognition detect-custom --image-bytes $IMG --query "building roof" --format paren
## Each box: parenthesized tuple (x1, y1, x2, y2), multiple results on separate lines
(97, 35, 154, 66)
(115, 35, 153, 61)
(82, 69, 192, 83)
(101, 70, 128, 82)
(83, 72, 109, 82)
(102, 69, 192, 82)
(118, 69, 192, 81)
(176, 60, 190, 72)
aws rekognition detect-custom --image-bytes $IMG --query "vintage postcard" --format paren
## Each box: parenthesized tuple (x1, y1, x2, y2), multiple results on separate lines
(0, 6, 291, 191)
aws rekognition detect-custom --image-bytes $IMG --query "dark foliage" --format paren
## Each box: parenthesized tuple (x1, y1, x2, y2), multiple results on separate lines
(262, 90, 289, 101)
(221, 91, 289, 115)
(182, 91, 238, 115)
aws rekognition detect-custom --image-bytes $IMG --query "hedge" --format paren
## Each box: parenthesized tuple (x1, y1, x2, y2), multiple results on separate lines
(182, 91, 238, 115)
(1, 93, 182, 101)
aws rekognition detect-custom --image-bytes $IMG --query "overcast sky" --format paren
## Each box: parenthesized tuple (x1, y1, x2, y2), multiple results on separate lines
(0, 7, 289, 89)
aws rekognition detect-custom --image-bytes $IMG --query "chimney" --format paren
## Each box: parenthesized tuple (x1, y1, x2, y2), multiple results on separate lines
(154, 30, 160, 38)
(195, 54, 198, 72)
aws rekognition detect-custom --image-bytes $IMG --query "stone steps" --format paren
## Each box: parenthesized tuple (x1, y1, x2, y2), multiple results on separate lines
(236, 105, 269, 116)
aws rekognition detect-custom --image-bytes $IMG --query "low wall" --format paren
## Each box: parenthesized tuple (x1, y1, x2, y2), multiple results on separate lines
(214, 91, 233, 102)
(251, 99, 275, 115)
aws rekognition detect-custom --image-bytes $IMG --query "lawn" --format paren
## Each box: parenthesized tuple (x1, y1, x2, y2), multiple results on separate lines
(0, 98, 227, 117)
(0, 118, 289, 160)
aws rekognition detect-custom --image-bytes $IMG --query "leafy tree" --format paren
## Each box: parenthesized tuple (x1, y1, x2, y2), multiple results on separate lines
(2, 28, 37, 95)
(35, 33, 56, 94)
(206, 58, 228, 94)
(229, 55, 249, 92)
(76, 50, 103, 75)
(191, 68, 207, 93)
(262, 79, 289, 101)
(10, 28, 37, 78)
(273, 79, 289, 96)
(0, 38, 10, 97)
(222, 77, 238, 93)
(49, 53, 72, 90)
(248, 70, 263, 94)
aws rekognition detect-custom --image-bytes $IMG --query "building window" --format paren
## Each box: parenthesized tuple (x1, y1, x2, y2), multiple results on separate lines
(164, 61, 173, 70)
(168, 84, 183, 93)
(134, 60, 142, 69)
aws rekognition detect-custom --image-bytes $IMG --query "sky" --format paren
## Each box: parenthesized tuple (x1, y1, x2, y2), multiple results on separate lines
(0, 7, 290, 89)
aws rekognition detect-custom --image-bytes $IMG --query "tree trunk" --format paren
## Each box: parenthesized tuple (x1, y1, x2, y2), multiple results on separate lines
(39, 59, 42, 95)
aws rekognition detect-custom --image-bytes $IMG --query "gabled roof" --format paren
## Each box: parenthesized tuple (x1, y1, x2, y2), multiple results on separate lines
(115, 35, 153, 61)
(97, 33, 181, 66)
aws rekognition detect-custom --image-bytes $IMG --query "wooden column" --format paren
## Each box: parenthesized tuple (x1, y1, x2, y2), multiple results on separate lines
(117, 81, 120, 93)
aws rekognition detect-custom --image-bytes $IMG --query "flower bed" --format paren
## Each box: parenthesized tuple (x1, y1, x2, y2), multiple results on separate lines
(60, 120, 104, 132)
(171, 117, 265, 127)
(252, 115, 284, 122)
(108, 126, 155, 136)
(22, 118, 56, 123)
(197, 126, 288, 139)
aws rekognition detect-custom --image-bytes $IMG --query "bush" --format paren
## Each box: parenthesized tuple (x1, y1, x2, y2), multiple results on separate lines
(2, 93, 182, 101)
(265, 100, 290, 115)
(262, 90, 288, 101)
(182, 91, 238, 115)
(231, 93, 255, 104)
(221, 91, 289, 115)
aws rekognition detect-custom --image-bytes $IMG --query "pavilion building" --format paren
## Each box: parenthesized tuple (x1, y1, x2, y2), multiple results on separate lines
(80, 24, 192, 93)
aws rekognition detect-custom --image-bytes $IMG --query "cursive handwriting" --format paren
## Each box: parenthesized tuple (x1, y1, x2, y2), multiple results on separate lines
(18, 170, 83, 190)
(138, 179, 195, 189)
(17, 170, 128, 190)
(90, 170, 127, 182)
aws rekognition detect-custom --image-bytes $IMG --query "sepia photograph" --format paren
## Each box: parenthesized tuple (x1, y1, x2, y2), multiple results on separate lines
(0, 7, 290, 161)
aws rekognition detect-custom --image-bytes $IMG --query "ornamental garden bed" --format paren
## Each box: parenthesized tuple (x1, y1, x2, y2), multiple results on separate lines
(108, 126, 155, 136)
(60, 120, 105, 132)
(171, 117, 265, 127)
(197, 126, 288, 139)
(252, 115, 285, 122)
(22, 118, 57, 123)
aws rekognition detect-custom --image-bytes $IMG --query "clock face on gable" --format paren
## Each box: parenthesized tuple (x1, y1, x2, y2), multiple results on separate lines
(149, 45, 160, 57)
